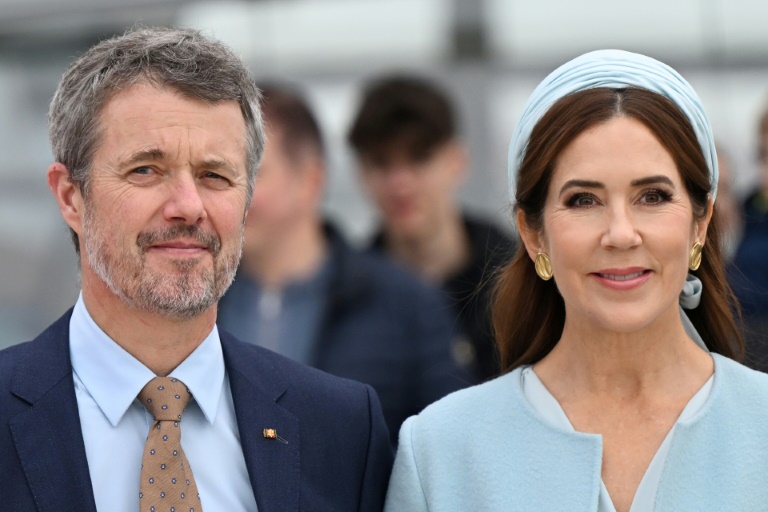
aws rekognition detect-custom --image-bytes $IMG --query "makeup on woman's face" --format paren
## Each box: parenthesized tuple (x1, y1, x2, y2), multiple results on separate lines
(539, 116, 704, 335)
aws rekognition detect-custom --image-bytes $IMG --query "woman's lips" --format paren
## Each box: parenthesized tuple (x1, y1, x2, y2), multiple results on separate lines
(590, 268, 652, 290)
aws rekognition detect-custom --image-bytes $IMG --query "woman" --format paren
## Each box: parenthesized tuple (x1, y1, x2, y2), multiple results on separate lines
(384, 50, 768, 511)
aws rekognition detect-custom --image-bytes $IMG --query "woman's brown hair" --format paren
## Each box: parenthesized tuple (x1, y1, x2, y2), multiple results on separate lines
(493, 87, 744, 372)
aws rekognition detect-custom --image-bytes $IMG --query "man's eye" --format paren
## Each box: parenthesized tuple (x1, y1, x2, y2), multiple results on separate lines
(132, 166, 153, 175)
(203, 172, 231, 188)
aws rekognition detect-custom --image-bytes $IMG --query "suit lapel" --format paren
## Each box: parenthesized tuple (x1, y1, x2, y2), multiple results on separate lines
(10, 311, 97, 512)
(222, 333, 300, 512)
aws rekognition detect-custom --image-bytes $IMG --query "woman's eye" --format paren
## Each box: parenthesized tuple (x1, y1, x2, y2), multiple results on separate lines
(640, 189, 671, 205)
(566, 193, 598, 208)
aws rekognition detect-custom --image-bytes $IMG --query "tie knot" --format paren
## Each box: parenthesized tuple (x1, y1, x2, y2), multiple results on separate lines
(138, 377, 192, 421)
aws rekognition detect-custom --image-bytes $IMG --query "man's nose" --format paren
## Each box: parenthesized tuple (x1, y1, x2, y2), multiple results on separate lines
(162, 173, 207, 225)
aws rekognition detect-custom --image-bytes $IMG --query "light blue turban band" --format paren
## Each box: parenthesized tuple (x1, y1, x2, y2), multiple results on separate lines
(507, 50, 717, 350)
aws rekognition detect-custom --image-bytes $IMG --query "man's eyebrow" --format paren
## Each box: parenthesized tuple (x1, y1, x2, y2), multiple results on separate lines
(123, 150, 236, 173)
(124, 148, 166, 167)
(199, 159, 232, 171)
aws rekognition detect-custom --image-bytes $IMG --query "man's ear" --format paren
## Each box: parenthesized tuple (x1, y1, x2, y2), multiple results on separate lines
(47, 162, 84, 236)
(516, 209, 544, 261)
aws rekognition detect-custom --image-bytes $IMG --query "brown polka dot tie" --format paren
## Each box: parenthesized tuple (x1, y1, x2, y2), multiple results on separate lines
(138, 377, 203, 512)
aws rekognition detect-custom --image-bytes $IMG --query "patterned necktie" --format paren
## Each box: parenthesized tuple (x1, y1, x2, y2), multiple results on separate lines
(138, 377, 203, 512)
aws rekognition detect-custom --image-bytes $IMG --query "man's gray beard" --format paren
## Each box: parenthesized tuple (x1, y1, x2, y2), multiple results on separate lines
(82, 208, 243, 319)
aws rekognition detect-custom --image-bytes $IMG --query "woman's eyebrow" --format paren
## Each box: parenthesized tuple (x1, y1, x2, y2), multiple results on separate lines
(559, 179, 603, 196)
(630, 175, 675, 188)
(558, 175, 676, 196)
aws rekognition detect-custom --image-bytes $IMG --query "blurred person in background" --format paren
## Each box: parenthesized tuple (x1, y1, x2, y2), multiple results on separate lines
(348, 75, 515, 383)
(0, 27, 393, 511)
(729, 107, 768, 371)
(218, 84, 468, 444)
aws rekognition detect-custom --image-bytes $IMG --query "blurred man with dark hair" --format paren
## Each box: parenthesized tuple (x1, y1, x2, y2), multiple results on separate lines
(218, 84, 467, 443)
(348, 75, 515, 383)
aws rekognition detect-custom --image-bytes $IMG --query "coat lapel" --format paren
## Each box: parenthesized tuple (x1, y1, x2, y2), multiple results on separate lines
(222, 333, 300, 512)
(9, 311, 97, 512)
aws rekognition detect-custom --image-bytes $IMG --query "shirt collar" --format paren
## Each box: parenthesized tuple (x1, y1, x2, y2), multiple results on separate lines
(69, 293, 225, 426)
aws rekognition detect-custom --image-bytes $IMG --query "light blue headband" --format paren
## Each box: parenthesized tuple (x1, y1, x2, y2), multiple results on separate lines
(507, 49, 718, 203)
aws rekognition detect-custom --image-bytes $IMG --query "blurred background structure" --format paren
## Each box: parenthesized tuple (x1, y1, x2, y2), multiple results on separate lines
(3, 0, 768, 348)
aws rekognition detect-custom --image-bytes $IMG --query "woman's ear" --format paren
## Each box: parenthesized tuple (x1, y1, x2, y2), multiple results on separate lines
(695, 195, 714, 245)
(516, 209, 544, 261)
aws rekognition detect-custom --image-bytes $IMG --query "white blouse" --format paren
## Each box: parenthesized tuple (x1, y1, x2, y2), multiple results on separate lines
(521, 366, 713, 511)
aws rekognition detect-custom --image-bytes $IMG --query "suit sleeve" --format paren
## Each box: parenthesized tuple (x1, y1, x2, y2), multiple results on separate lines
(358, 384, 395, 512)
(384, 416, 429, 512)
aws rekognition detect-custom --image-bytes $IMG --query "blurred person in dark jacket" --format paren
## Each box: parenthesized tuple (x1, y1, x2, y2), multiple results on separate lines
(218, 84, 468, 443)
(348, 75, 515, 383)
(730, 106, 768, 371)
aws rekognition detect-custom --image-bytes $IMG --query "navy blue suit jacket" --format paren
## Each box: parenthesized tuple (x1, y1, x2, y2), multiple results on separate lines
(1, 310, 393, 511)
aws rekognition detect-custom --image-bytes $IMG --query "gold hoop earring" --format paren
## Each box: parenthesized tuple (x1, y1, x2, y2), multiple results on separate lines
(535, 252, 553, 281)
(689, 242, 703, 271)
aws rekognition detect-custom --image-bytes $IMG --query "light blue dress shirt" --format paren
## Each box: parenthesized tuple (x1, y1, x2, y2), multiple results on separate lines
(69, 293, 258, 512)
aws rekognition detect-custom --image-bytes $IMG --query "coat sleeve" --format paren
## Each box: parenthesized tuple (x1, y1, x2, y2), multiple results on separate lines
(358, 384, 395, 512)
(384, 416, 430, 512)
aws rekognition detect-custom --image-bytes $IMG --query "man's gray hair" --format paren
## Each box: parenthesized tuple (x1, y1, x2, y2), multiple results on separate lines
(48, 26, 265, 252)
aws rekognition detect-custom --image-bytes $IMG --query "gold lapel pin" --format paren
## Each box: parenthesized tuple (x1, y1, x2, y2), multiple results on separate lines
(263, 428, 288, 444)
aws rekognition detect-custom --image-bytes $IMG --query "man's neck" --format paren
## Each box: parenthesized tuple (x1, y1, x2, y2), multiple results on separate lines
(385, 211, 470, 283)
(81, 277, 216, 377)
(242, 219, 327, 288)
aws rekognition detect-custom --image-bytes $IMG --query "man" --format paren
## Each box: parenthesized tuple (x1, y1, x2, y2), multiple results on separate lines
(348, 75, 515, 383)
(218, 85, 467, 444)
(0, 27, 392, 512)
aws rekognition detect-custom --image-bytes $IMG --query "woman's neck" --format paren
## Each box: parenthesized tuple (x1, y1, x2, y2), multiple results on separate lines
(533, 310, 713, 401)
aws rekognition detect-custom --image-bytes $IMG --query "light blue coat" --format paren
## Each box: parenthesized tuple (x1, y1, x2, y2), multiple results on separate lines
(385, 354, 768, 511)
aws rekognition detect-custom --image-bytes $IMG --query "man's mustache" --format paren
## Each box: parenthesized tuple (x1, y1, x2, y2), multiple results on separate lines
(137, 225, 222, 256)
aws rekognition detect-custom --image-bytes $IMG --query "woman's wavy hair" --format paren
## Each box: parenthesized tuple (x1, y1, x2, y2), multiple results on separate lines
(493, 87, 744, 372)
